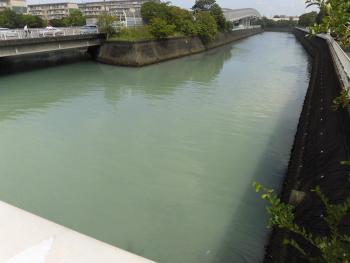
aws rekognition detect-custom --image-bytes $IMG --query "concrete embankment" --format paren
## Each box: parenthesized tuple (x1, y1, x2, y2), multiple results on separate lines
(264, 28, 350, 262)
(96, 28, 262, 67)
(0, 48, 92, 75)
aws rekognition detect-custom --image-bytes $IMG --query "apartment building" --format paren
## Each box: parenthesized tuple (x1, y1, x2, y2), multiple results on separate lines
(78, 0, 160, 19)
(27, 2, 79, 20)
(0, 0, 27, 13)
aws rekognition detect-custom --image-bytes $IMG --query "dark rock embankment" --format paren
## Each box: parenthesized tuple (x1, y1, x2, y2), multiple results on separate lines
(264, 28, 350, 262)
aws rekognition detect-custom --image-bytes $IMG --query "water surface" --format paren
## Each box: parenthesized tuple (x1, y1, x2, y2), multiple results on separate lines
(0, 32, 310, 262)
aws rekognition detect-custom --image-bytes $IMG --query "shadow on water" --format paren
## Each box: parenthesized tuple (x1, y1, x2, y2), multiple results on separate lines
(0, 44, 233, 122)
(210, 39, 312, 262)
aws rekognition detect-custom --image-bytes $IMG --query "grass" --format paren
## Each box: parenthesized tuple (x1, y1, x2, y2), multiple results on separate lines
(110, 27, 155, 41)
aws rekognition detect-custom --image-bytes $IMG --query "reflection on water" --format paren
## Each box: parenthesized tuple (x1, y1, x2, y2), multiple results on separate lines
(0, 32, 310, 263)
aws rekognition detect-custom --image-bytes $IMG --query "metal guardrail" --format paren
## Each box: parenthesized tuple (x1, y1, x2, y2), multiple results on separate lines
(0, 27, 99, 41)
(296, 27, 350, 89)
(320, 34, 350, 89)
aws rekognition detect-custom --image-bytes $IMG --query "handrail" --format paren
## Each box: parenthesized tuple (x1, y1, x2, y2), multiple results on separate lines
(0, 27, 99, 41)
(295, 27, 350, 89)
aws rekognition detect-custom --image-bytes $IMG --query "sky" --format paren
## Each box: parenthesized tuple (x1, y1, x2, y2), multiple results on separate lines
(170, 0, 316, 17)
(26, 0, 318, 17)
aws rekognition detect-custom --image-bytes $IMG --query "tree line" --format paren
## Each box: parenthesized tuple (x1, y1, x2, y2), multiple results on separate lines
(141, 0, 233, 40)
(0, 8, 86, 28)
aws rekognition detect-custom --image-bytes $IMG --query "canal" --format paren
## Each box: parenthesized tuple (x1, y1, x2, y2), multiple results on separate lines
(0, 32, 310, 262)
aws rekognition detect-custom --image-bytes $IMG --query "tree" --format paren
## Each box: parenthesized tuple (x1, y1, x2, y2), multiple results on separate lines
(0, 9, 21, 28)
(209, 3, 226, 31)
(192, 0, 216, 12)
(168, 6, 197, 36)
(192, 0, 228, 32)
(63, 10, 85, 26)
(97, 13, 116, 39)
(298, 11, 318, 27)
(148, 17, 176, 39)
(21, 14, 45, 28)
(307, 0, 350, 47)
(194, 11, 217, 42)
(141, 2, 171, 24)
(49, 18, 66, 27)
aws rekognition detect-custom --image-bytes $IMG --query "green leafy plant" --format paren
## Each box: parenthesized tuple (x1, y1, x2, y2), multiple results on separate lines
(148, 17, 176, 39)
(194, 11, 218, 42)
(97, 13, 117, 39)
(299, 11, 318, 27)
(254, 182, 350, 262)
(306, 0, 350, 48)
(333, 88, 350, 111)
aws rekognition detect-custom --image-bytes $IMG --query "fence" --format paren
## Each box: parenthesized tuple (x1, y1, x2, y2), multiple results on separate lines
(0, 27, 99, 41)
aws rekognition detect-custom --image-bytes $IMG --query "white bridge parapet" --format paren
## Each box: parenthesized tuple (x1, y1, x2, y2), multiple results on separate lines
(0, 201, 156, 263)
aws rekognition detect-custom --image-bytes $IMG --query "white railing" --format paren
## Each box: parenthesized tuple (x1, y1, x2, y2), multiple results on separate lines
(0, 27, 99, 41)
(296, 27, 350, 89)
(319, 33, 350, 89)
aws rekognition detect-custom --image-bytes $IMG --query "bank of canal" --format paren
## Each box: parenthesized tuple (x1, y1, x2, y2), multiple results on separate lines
(0, 32, 310, 262)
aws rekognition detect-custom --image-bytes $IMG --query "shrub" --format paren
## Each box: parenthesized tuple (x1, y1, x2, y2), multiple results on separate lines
(97, 13, 116, 39)
(113, 27, 154, 41)
(192, 0, 227, 32)
(141, 2, 171, 24)
(307, 0, 350, 47)
(298, 11, 318, 27)
(63, 10, 85, 26)
(254, 182, 350, 262)
(148, 17, 176, 39)
(168, 6, 197, 36)
(194, 12, 217, 42)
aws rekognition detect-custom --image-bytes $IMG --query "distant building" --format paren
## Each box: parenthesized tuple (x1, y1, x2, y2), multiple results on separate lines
(223, 8, 261, 28)
(27, 2, 79, 20)
(0, 0, 27, 13)
(78, 0, 159, 22)
(271, 15, 299, 22)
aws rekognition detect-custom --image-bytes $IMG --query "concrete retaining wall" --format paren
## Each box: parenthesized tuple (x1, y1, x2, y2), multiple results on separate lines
(96, 28, 263, 67)
(0, 48, 93, 75)
(264, 28, 350, 262)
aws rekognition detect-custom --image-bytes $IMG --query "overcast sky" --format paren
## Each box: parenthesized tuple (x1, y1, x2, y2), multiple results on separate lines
(27, 0, 317, 17)
(171, 0, 316, 16)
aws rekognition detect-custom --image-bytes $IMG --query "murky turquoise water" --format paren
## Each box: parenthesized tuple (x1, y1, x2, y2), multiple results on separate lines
(0, 32, 310, 262)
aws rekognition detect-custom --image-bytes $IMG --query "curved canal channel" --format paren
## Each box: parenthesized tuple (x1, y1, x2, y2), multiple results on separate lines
(0, 32, 310, 262)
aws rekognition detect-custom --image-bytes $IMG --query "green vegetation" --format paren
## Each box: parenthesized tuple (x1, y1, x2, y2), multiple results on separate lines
(256, 17, 298, 28)
(194, 11, 217, 42)
(110, 27, 154, 41)
(0, 9, 45, 28)
(131, 0, 231, 42)
(254, 182, 350, 263)
(298, 11, 318, 27)
(97, 13, 116, 40)
(49, 10, 85, 27)
(149, 17, 176, 39)
(307, 0, 350, 48)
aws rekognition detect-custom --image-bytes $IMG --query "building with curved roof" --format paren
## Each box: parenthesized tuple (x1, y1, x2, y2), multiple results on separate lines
(223, 8, 261, 28)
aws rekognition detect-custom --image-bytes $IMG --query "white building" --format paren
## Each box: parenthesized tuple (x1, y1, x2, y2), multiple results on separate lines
(223, 8, 261, 28)
(271, 16, 299, 22)
(0, 0, 27, 13)
(78, 0, 159, 20)
(27, 2, 79, 20)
